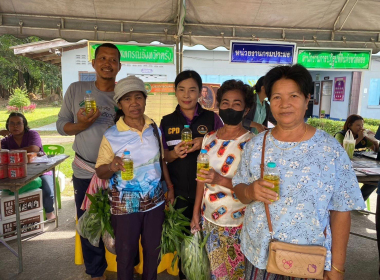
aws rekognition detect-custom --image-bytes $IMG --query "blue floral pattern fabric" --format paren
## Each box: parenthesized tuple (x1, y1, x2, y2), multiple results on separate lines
(232, 129, 365, 271)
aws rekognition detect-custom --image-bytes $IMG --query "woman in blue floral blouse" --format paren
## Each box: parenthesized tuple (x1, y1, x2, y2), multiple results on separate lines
(233, 64, 365, 280)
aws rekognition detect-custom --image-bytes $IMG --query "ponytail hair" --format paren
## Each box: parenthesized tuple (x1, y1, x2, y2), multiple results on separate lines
(254, 76, 265, 94)
(114, 109, 125, 123)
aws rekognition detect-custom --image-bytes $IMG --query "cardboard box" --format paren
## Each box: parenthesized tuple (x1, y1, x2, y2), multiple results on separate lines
(0, 210, 44, 241)
(0, 188, 43, 221)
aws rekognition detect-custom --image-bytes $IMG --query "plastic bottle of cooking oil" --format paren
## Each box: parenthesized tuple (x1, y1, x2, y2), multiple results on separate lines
(197, 149, 210, 181)
(121, 151, 133, 181)
(84, 90, 97, 114)
(181, 125, 192, 149)
(263, 162, 280, 202)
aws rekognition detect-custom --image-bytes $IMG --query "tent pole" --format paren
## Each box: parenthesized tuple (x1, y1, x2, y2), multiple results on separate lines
(176, 38, 179, 76)
(180, 36, 183, 72)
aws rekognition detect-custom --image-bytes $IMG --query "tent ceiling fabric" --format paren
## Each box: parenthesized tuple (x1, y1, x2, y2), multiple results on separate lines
(1, 0, 380, 53)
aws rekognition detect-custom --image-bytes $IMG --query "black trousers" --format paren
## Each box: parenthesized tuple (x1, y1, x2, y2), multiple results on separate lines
(111, 203, 165, 280)
(175, 197, 195, 280)
(73, 176, 107, 278)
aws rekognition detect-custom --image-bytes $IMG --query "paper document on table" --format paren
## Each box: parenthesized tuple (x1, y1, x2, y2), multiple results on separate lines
(354, 168, 380, 175)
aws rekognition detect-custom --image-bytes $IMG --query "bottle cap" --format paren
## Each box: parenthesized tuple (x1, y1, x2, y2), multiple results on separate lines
(124, 151, 130, 155)
(201, 149, 207, 154)
(184, 125, 190, 128)
(267, 162, 276, 168)
(86, 90, 92, 94)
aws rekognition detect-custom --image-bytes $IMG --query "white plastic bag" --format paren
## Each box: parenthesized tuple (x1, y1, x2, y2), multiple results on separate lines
(343, 130, 355, 159)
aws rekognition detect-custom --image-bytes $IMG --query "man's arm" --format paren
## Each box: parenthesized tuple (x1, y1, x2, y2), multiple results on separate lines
(56, 84, 100, 136)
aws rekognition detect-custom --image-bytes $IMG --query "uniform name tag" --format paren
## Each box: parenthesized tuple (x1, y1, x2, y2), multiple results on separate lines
(166, 140, 181, 147)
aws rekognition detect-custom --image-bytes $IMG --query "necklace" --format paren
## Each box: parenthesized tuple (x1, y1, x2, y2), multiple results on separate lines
(270, 125, 308, 151)
(218, 126, 244, 140)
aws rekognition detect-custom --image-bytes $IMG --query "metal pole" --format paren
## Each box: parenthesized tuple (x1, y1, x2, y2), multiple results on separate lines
(180, 36, 184, 72)
(15, 191, 23, 273)
(175, 38, 179, 76)
(53, 168, 58, 227)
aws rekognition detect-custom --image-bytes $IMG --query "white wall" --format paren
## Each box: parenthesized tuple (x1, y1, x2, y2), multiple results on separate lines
(61, 46, 176, 95)
(309, 71, 353, 120)
(360, 58, 380, 119)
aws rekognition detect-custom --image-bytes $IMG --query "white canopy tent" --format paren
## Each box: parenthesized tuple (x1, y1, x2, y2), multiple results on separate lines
(1, 0, 380, 53)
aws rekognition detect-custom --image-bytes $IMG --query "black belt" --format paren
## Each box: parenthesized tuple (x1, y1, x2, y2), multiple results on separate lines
(75, 153, 96, 165)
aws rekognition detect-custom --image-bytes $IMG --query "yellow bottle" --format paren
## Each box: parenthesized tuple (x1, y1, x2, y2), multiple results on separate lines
(84, 90, 97, 114)
(181, 125, 192, 149)
(197, 149, 210, 181)
(121, 151, 133, 181)
(263, 162, 280, 202)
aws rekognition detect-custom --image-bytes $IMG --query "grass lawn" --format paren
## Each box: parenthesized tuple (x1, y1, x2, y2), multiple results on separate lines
(0, 106, 60, 129)
(58, 142, 75, 196)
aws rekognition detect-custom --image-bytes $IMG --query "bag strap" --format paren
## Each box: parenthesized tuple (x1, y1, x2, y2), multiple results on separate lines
(151, 120, 164, 181)
(261, 130, 274, 235)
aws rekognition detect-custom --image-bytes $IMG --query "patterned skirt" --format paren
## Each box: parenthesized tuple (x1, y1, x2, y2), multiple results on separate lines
(202, 218, 245, 280)
(245, 260, 317, 280)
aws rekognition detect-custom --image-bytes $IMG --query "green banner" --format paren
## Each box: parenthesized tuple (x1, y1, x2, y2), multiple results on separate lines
(297, 49, 371, 70)
(89, 43, 174, 64)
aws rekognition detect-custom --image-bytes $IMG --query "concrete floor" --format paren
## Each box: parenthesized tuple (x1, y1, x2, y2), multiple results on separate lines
(0, 194, 379, 280)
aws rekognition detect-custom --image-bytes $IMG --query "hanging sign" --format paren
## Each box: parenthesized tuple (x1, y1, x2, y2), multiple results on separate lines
(88, 41, 174, 64)
(297, 48, 371, 70)
(230, 41, 296, 64)
(333, 77, 346, 101)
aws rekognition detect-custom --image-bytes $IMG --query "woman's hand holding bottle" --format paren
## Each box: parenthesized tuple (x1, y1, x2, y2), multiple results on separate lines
(244, 179, 279, 204)
(196, 168, 222, 185)
(109, 156, 125, 172)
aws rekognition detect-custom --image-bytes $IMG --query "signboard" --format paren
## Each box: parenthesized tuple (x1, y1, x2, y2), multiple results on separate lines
(297, 48, 371, 70)
(144, 82, 177, 124)
(333, 77, 346, 101)
(88, 41, 175, 64)
(230, 41, 296, 64)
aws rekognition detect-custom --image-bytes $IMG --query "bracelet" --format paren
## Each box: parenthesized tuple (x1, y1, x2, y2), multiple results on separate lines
(167, 185, 174, 189)
(331, 264, 345, 274)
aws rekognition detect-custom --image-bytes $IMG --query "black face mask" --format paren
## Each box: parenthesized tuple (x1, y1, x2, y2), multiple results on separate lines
(218, 108, 245, 125)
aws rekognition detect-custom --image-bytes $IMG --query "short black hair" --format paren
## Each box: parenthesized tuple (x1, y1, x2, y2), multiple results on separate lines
(174, 70, 202, 91)
(254, 76, 265, 94)
(94, 43, 121, 62)
(216, 80, 254, 109)
(264, 64, 312, 100)
(6, 112, 30, 132)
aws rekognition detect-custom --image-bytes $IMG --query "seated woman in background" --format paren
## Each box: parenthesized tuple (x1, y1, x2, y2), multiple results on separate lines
(1, 112, 56, 221)
(335, 114, 379, 203)
(335, 114, 379, 152)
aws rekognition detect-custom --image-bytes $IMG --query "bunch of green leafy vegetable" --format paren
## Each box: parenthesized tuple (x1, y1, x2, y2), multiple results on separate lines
(181, 231, 211, 280)
(85, 188, 114, 238)
(159, 197, 190, 268)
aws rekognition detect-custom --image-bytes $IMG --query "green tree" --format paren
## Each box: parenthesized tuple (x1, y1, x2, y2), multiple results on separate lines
(0, 35, 62, 98)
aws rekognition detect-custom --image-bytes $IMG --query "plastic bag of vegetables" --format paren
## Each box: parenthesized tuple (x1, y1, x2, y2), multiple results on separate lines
(76, 210, 102, 247)
(180, 231, 211, 280)
(159, 196, 190, 268)
(76, 188, 115, 249)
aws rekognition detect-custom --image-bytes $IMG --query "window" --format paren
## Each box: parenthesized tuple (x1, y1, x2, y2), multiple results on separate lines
(368, 78, 380, 106)
(79, 72, 96, 81)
